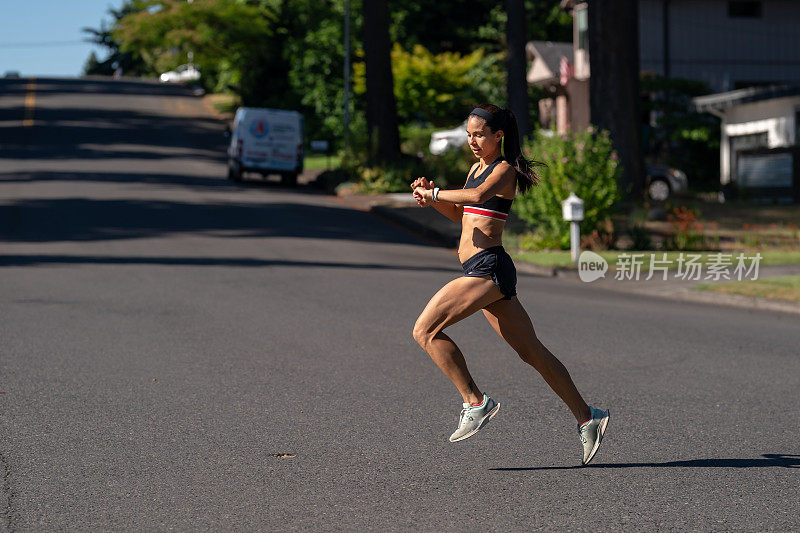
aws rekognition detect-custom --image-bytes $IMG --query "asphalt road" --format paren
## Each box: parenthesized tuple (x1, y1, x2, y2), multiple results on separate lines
(1, 78, 798, 532)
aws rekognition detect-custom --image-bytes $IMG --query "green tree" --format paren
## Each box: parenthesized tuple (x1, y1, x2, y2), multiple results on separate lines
(114, 0, 278, 95)
(82, 0, 151, 76)
(281, 0, 359, 142)
(587, 0, 645, 201)
(506, 0, 529, 136)
(363, 0, 401, 162)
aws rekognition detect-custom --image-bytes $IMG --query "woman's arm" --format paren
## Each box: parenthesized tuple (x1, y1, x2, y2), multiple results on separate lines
(410, 177, 463, 223)
(414, 164, 515, 206)
(430, 200, 463, 223)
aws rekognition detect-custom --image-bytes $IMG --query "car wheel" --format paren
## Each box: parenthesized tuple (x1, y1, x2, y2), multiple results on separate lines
(648, 178, 670, 202)
(227, 158, 242, 182)
(280, 172, 298, 187)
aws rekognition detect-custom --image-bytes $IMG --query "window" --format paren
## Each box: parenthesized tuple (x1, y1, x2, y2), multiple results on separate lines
(577, 7, 588, 50)
(728, 1, 762, 18)
(730, 132, 769, 183)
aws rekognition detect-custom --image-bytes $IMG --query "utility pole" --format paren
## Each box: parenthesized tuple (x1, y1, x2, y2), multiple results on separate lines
(343, 0, 351, 149)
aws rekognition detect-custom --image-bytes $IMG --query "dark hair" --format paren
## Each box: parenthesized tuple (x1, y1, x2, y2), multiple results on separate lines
(469, 104, 542, 193)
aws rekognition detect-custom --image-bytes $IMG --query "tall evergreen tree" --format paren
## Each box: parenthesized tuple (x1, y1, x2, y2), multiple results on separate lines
(587, 0, 644, 201)
(363, 0, 401, 162)
(505, 0, 530, 137)
(82, 1, 150, 76)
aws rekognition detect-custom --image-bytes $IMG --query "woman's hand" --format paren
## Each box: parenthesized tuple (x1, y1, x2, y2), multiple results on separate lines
(413, 186, 434, 206)
(411, 177, 434, 207)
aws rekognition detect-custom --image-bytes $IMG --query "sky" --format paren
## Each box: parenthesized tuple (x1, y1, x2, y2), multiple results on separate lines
(0, 0, 126, 77)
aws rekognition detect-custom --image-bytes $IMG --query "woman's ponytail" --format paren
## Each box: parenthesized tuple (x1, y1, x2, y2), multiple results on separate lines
(500, 107, 541, 194)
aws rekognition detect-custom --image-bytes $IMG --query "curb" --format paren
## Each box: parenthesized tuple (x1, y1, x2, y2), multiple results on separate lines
(339, 194, 800, 316)
(673, 287, 800, 315)
(369, 205, 458, 248)
(561, 272, 800, 316)
(513, 260, 556, 278)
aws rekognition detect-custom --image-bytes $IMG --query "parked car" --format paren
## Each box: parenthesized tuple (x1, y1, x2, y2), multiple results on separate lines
(226, 107, 304, 186)
(159, 64, 200, 83)
(429, 120, 468, 155)
(429, 125, 688, 201)
(645, 165, 688, 202)
(4, 71, 21, 79)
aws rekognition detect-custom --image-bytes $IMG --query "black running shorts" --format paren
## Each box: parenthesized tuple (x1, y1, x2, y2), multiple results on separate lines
(460, 246, 517, 300)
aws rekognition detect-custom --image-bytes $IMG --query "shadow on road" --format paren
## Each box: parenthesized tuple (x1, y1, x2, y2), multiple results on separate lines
(0, 198, 433, 247)
(490, 454, 800, 471)
(0, 254, 455, 273)
(0, 170, 323, 192)
(0, 170, 234, 189)
(0, 77, 198, 98)
(0, 107, 227, 160)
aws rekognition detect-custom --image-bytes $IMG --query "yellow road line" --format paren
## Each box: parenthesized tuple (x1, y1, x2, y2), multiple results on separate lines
(23, 78, 36, 127)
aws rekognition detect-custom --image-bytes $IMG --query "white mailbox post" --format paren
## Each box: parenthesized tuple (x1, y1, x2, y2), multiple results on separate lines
(562, 192, 584, 263)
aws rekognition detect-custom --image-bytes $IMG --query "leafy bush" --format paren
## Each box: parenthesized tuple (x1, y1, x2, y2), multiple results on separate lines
(664, 206, 706, 250)
(514, 128, 623, 250)
(341, 122, 476, 194)
(355, 162, 416, 193)
(344, 148, 475, 194)
(353, 43, 504, 126)
(580, 218, 617, 251)
(399, 123, 438, 157)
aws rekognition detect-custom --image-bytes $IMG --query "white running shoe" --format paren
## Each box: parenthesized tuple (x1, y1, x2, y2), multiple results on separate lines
(578, 406, 610, 465)
(448, 393, 500, 442)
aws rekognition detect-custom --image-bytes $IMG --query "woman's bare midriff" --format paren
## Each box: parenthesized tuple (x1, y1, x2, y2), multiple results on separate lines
(457, 214, 505, 263)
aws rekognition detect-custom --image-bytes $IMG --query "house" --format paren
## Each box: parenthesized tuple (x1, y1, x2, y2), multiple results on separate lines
(533, 0, 800, 133)
(526, 41, 589, 133)
(693, 85, 800, 200)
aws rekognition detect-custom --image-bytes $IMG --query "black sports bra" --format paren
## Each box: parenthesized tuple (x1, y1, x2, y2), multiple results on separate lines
(462, 158, 513, 222)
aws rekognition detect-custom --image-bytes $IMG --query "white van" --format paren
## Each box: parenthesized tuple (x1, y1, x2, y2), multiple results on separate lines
(227, 108, 304, 186)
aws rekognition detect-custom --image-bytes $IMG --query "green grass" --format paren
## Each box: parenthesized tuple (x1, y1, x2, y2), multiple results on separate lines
(204, 93, 240, 115)
(304, 153, 342, 171)
(693, 276, 800, 302)
(511, 249, 800, 270)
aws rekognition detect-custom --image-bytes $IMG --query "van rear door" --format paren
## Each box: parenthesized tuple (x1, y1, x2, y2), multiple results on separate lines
(239, 109, 302, 173)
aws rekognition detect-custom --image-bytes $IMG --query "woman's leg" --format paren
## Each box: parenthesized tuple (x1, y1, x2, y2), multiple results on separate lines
(481, 296, 591, 423)
(413, 276, 505, 404)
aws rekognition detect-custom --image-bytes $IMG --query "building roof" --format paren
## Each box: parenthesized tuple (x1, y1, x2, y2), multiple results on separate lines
(526, 41, 573, 83)
(693, 85, 800, 113)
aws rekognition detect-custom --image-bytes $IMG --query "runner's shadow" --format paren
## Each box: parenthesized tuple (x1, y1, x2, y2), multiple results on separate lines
(490, 454, 800, 471)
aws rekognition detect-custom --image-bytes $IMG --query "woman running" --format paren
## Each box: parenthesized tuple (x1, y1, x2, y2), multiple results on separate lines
(411, 104, 609, 465)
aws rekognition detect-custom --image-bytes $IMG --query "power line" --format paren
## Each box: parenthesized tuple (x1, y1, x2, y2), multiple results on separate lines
(0, 40, 90, 49)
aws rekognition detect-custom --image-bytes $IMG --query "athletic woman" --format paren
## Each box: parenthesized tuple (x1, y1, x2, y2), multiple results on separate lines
(411, 104, 609, 465)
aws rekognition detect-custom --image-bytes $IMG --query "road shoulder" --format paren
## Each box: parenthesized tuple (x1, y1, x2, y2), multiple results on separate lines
(337, 191, 800, 316)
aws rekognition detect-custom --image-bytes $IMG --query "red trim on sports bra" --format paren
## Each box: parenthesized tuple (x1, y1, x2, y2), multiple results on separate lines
(463, 206, 508, 221)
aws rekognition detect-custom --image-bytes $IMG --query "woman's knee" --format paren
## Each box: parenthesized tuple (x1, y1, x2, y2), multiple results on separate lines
(412, 319, 434, 348)
(516, 337, 545, 366)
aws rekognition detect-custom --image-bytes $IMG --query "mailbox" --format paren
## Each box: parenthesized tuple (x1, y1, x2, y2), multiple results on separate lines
(562, 192, 584, 222)
(562, 192, 584, 264)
